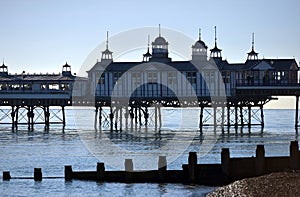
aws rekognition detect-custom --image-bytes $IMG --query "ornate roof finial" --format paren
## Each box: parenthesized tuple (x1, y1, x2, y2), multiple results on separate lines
(214, 26, 217, 46)
(159, 24, 161, 37)
(106, 31, 109, 50)
(199, 28, 201, 40)
(252, 32, 255, 50)
(147, 35, 150, 51)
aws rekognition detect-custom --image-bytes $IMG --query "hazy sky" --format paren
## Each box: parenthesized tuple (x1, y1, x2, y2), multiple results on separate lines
(0, 0, 299, 108)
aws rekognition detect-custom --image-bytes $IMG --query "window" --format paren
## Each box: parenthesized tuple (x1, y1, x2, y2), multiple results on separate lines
(168, 72, 177, 85)
(48, 84, 59, 90)
(98, 74, 105, 84)
(113, 72, 122, 85)
(132, 72, 141, 86)
(187, 72, 196, 84)
(148, 72, 157, 83)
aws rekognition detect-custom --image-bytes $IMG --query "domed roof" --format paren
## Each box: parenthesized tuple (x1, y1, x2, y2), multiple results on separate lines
(152, 36, 168, 45)
(193, 39, 207, 49)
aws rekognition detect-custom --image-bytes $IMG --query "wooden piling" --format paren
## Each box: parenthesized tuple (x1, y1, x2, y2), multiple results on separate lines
(221, 148, 230, 178)
(290, 141, 299, 170)
(34, 168, 42, 181)
(158, 156, 167, 182)
(3, 171, 11, 181)
(188, 152, 197, 183)
(96, 162, 105, 181)
(255, 144, 265, 175)
(248, 106, 251, 127)
(125, 159, 133, 172)
(65, 165, 73, 181)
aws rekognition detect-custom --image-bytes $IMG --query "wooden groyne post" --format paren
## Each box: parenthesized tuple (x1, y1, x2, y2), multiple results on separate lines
(34, 168, 42, 181)
(290, 140, 299, 170)
(3, 171, 11, 181)
(97, 162, 105, 181)
(188, 152, 197, 183)
(255, 144, 265, 176)
(65, 165, 73, 181)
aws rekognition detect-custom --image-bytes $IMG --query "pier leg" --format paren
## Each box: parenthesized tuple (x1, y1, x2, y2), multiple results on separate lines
(145, 107, 149, 126)
(134, 107, 138, 126)
(109, 107, 114, 131)
(221, 106, 225, 130)
(260, 105, 264, 127)
(158, 106, 162, 129)
(213, 107, 217, 129)
(125, 107, 128, 131)
(248, 106, 251, 128)
(296, 96, 299, 129)
(199, 106, 204, 133)
(11, 106, 15, 129)
(94, 106, 98, 128)
(15, 106, 19, 129)
(227, 106, 230, 128)
(240, 106, 244, 127)
(234, 106, 238, 128)
(99, 107, 102, 128)
(130, 108, 134, 131)
(139, 107, 142, 126)
(44, 106, 49, 128)
(115, 107, 119, 131)
(154, 106, 158, 130)
(62, 106, 66, 127)
(119, 107, 123, 131)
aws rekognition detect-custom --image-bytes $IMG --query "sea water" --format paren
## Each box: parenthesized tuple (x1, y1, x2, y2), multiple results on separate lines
(0, 108, 299, 196)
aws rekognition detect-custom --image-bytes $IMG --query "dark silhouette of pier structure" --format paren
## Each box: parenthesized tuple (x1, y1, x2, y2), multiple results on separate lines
(0, 62, 86, 129)
(90, 29, 300, 131)
(1, 28, 300, 130)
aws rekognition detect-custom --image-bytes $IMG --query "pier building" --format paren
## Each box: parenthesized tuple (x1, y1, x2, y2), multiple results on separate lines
(88, 27, 299, 131)
(0, 62, 87, 129)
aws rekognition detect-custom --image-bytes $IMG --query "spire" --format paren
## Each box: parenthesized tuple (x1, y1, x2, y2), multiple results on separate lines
(147, 34, 150, 51)
(252, 32, 255, 50)
(143, 35, 152, 61)
(247, 32, 258, 60)
(199, 28, 201, 40)
(159, 24, 161, 37)
(101, 31, 113, 61)
(106, 31, 109, 50)
(210, 26, 222, 59)
(0, 59, 8, 75)
(214, 26, 217, 46)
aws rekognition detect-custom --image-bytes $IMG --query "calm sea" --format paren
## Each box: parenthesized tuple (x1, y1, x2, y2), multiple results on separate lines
(0, 108, 299, 196)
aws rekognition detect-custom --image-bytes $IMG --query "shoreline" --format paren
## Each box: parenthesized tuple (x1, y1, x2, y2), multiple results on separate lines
(207, 171, 300, 196)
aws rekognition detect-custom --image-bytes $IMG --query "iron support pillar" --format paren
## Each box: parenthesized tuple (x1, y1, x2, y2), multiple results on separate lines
(248, 106, 251, 127)
(296, 96, 299, 128)
(260, 105, 264, 127)
(199, 106, 204, 133)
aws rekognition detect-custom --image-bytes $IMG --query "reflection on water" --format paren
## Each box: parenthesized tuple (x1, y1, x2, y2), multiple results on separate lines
(0, 109, 299, 196)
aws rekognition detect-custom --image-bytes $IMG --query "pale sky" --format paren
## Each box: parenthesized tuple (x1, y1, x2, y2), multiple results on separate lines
(0, 0, 299, 108)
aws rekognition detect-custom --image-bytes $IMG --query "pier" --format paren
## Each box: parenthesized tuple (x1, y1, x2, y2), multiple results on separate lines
(0, 29, 300, 131)
(0, 62, 87, 129)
